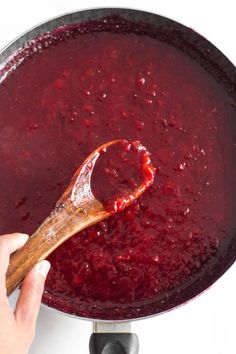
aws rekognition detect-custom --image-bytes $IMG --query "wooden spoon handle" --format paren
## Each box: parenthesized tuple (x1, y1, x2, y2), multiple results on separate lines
(6, 230, 53, 296)
(6, 200, 106, 296)
(6, 205, 71, 296)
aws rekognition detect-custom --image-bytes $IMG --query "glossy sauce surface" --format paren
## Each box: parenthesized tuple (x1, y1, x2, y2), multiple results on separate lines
(0, 20, 236, 319)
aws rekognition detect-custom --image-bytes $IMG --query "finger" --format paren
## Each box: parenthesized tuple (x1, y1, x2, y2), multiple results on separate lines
(15, 260, 50, 325)
(0, 233, 29, 274)
(0, 233, 29, 298)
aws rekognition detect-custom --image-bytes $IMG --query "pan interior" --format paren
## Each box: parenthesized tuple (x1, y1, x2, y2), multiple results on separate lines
(0, 11, 236, 320)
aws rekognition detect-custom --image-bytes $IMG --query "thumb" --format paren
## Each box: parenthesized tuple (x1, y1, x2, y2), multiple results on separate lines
(15, 260, 50, 324)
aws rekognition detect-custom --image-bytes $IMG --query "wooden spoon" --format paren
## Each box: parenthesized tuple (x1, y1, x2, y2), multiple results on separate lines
(6, 139, 155, 296)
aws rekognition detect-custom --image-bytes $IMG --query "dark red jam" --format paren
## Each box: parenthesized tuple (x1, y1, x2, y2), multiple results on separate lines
(91, 140, 155, 212)
(0, 17, 236, 320)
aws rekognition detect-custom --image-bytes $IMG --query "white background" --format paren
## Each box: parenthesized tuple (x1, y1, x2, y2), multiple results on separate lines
(2, 1, 236, 353)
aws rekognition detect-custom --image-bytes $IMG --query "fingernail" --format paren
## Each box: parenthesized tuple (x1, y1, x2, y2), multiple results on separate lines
(19, 233, 29, 241)
(16, 233, 29, 247)
(35, 260, 51, 278)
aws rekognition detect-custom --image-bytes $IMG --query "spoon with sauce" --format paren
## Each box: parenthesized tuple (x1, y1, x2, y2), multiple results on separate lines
(6, 139, 156, 296)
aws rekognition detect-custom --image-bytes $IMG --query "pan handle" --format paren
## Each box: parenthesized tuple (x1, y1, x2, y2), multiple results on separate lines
(89, 333, 139, 354)
(89, 322, 139, 354)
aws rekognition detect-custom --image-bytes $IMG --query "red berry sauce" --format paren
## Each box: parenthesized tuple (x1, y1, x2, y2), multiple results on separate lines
(0, 17, 236, 320)
(91, 140, 156, 213)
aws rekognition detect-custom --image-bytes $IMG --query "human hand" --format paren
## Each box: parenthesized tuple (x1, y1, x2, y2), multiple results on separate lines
(0, 233, 50, 354)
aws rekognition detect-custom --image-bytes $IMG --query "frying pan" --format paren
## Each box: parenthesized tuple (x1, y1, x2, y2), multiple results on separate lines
(0, 8, 236, 354)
